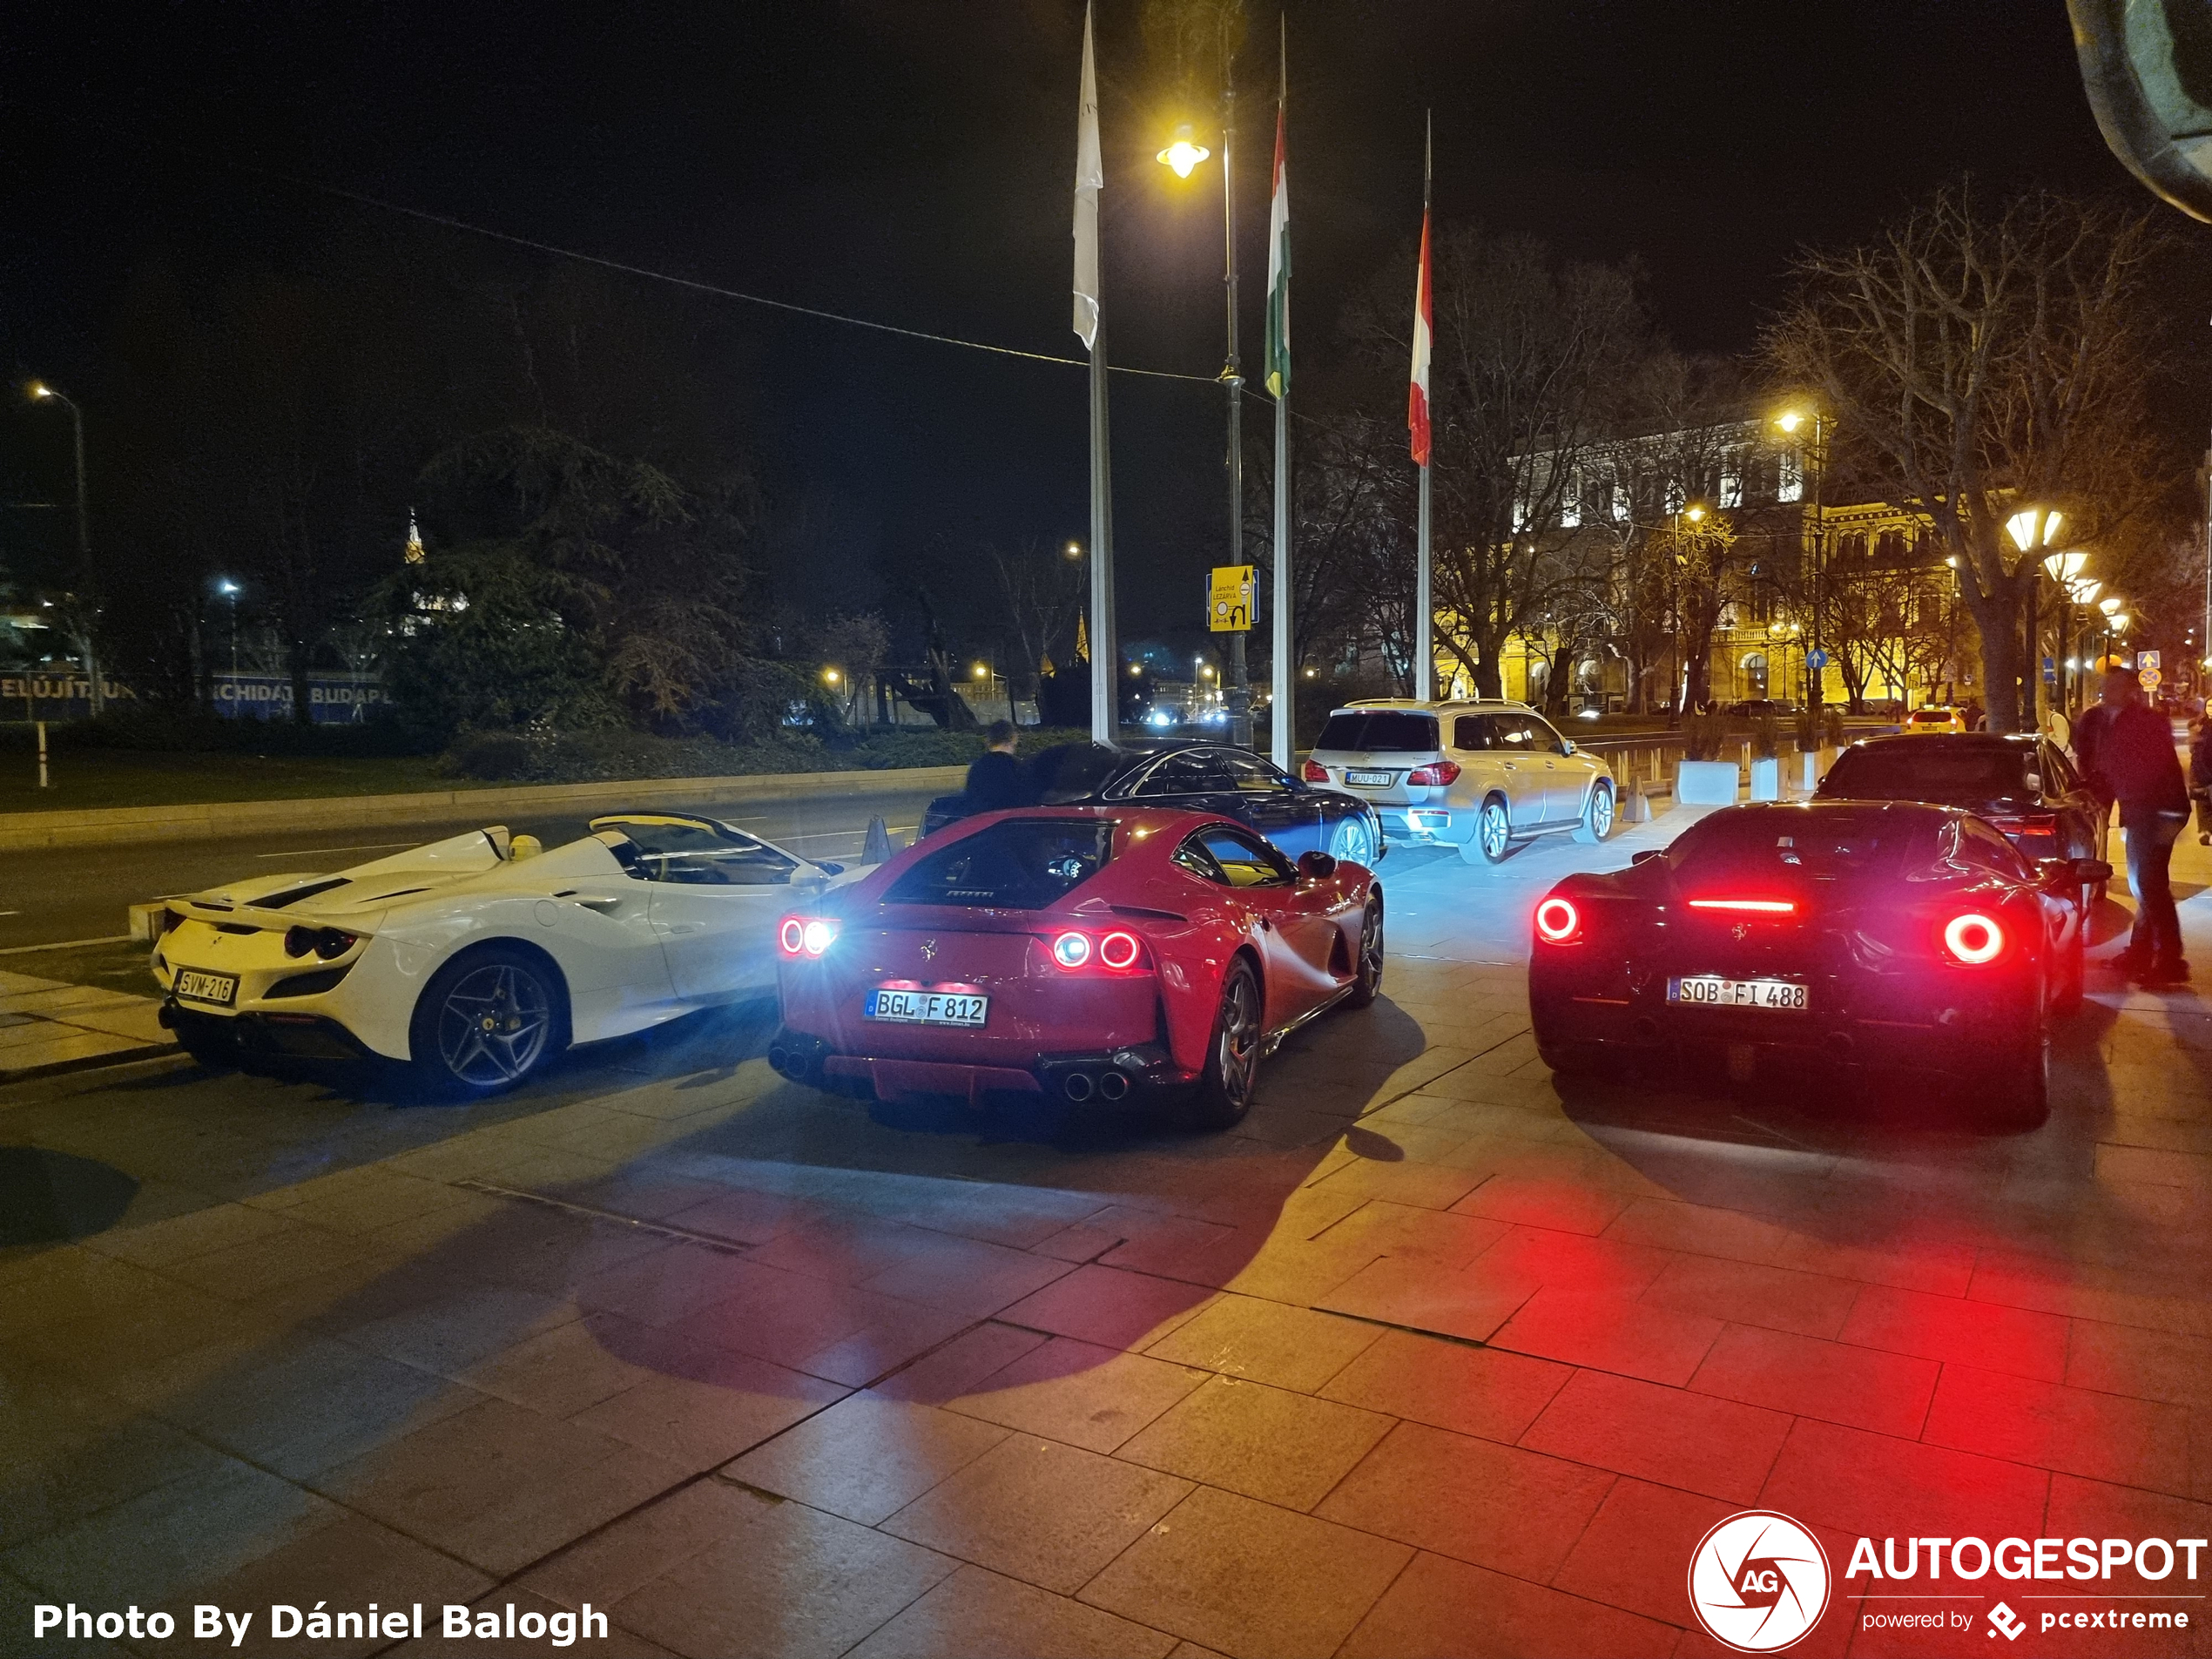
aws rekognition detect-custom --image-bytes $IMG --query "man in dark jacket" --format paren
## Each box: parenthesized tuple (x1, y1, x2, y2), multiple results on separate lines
(962, 721, 1026, 813)
(2090, 667, 2191, 983)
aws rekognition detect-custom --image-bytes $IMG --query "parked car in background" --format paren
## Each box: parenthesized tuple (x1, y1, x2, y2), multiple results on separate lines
(1815, 732, 2107, 910)
(1903, 705, 1970, 735)
(1304, 698, 1616, 864)
(921, 740, 1384, 866)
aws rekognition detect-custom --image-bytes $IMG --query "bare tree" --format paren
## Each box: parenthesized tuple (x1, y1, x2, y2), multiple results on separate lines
(1765, 185, 2176, 732)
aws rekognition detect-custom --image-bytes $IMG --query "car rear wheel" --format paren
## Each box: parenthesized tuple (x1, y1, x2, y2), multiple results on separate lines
(1329, 813, 1378, 867)
(1460, 797, 1512, 865)
(408, 946, 566, 1096)
(1572, 780, 1616, 844)
(1346, 896, 1384, 1008)
(1186, 957, 1264, 1130)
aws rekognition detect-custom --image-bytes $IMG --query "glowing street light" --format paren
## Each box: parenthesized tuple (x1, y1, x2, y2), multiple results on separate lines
(2040, 550, 2088, 584)
(1683, 503, 1707, 523)
(2100, 596, 2122, 616)
(822, 667, 841, 685)
(2006, 507, 2064, 555)
(972, 662, 989, 680)
(1156, 124, 1211, 179)
(1065, 541, 1083, 559)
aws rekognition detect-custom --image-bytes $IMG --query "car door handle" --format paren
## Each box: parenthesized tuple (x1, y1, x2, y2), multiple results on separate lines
(571, 894, 624, 911)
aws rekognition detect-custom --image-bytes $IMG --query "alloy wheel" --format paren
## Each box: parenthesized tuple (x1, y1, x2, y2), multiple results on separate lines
(436, 963, 552, 1087)
(1480, 801, 1510, 862)
(1332, 815, 1374, 864)
(1217, 970, 1260, 1109)
(1589, 784, 1615, 839)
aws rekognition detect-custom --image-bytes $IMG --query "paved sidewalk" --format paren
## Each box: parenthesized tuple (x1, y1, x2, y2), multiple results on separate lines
(2, 804, 2209, 1658)
(0, 970, 172, 1081)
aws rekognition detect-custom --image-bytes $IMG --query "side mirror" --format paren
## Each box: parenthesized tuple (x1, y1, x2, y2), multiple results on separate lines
(1297, 850, 1339, 880)
(2069, 859, 2113, 886)
(1561, 739, 1577, 755)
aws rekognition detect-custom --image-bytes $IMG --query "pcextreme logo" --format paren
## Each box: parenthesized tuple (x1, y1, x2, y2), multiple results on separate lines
(1687, 1510, 1832, 1653)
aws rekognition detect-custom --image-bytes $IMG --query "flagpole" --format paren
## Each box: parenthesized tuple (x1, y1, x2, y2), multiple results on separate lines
(1415, 111, 1433, 703)
(1268, 19, 1292, 771)
(1072, 2, 1115, 742)
(1090, 315, 1116, 741)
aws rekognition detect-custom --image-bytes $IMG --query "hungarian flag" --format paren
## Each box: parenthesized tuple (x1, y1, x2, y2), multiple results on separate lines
(1408, 207, 1433, 465)
(1264, 103, 1290, 399)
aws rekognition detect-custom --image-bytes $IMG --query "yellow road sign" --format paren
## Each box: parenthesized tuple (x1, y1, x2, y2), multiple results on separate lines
(1208, 563, 1254, 632)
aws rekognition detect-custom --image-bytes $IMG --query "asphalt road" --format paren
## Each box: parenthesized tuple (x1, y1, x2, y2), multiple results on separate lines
(0, 783, 945, 953)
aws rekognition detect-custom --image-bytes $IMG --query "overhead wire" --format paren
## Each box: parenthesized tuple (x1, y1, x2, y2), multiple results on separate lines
(216, 158, 1221, 385)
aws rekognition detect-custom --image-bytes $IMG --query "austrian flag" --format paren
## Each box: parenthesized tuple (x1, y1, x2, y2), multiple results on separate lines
(1409, 205, 1433, 465)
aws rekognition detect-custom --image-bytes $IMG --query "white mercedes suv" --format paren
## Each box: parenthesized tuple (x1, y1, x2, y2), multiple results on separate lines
(1302, 698, 1616, 864)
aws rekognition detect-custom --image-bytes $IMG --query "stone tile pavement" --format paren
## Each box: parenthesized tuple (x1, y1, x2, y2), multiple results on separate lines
(3, 804, 2210, 1656)
(0, 970, 172, 1082)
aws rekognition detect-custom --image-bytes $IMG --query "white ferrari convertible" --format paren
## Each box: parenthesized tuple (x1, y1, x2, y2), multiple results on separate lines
(151, 813, 869, 1093)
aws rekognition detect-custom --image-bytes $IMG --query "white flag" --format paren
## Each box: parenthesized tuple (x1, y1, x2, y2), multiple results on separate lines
(1072, 1, 1102, 351)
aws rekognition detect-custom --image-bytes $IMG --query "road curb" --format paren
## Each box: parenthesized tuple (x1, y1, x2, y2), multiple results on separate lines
(0, 764, 970, 852)
(0, 1039, 179, 1088)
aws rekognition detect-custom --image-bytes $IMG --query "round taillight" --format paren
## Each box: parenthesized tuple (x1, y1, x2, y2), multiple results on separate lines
(1052, 931, 1091, 968)
(284, 926, 315, 959)
(1099, 930, 1141, 969)
(801, 920, 836, 956)
(314, 928, 356, 961)
(1944, 912, 2004, 964)
(779, 918, 806, 955)
(1534, 896, 1580, 943)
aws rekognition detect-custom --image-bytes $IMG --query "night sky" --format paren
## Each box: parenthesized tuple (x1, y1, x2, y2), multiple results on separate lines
(1, 0, 2139, 651)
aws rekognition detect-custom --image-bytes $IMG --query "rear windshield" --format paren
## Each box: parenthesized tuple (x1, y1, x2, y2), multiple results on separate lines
(1910, 710, 1954, 724)
(1821, 745, 2031, 805)
(1668, 811, 1934, 885)
(1029, 743, 1128, 804)
(886, 818, 1111, 909)
(1316, 711, 1440, 753)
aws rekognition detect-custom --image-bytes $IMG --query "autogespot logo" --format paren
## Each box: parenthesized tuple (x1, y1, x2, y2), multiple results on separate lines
(1689, 1510, 1832, 1653)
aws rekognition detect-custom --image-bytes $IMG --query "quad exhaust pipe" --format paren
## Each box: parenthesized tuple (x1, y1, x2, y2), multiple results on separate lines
(1060, 1069, 1132, 1103)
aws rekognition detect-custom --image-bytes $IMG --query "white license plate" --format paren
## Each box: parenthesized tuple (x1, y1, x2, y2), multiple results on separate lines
(1345, 770, 1393, 787)
(867, 988, 988, 1028)
(1668, 975, 1808, 1011)
(173, 969, 239, 1008)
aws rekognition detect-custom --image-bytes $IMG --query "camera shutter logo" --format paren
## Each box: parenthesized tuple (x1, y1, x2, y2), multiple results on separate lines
(1687, 1510, 1831, 1652)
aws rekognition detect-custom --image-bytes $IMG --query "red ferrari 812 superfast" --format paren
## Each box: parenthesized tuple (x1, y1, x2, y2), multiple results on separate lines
(768, 806, 1384, 1128)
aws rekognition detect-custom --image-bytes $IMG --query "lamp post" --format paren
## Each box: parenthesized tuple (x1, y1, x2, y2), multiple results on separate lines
(2041, 550, 2087, 718)
(2005, 507, 2066, 732)
(1773, 408, 1826, 711)
(216, 578, 242, 683)
(1157, 31, 1251, 750)
(27, 381, 100, 714)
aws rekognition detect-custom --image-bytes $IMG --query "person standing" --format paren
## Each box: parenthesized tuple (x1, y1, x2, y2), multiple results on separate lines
(962, 720, 1026, 813)
(2191, 714, 2212, 846)
(2089, 667, 2190, 983)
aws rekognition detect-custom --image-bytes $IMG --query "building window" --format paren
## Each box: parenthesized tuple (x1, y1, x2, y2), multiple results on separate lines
(1720, 451, 1743, 509)
(1777, 446, 1804, 503)
(1560, 470, 1581, 529)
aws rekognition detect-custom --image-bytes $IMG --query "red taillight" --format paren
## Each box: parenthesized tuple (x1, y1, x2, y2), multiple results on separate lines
(779, 916, 839, 957)
(1046, 928, 1150, 971)
(1534, 896, 1581, 943)
(1406, 760, 1461, 786)
(1686, 899, 1797, 914)
(1983, 815, 2060, 860)
(1943, 912, 2006, 965)
(1301, 760, 1330, 783)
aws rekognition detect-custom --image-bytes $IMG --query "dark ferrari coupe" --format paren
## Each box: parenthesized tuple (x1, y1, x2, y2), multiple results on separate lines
(921, 740, 1384, 866)
(1528, 799, 2105, 1122)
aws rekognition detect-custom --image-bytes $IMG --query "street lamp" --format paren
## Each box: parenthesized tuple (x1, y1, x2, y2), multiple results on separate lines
(1773, 406, 1829, 711)
(1156, 124, 1211, 179)
(1155, 35, 1251, 749)
(27, 380, 101, 712)
(2003, 509, 2067, 727)
(1065, 541, 1083, 560)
